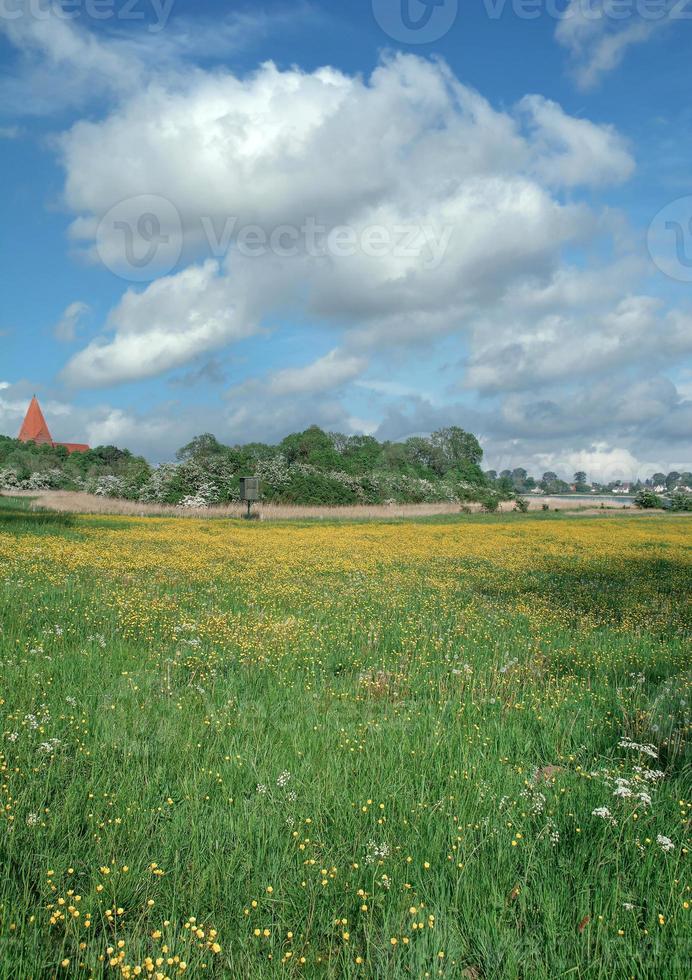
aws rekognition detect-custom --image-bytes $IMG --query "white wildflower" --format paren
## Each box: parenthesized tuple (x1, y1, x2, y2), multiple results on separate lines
(521, 784, 547, 814)
(619, 739, 658, 760)
(277, 770, 291, 788)
(656, 835, 674, 853)
(38, 738, 61, 754)
(592, 806, 617, 825)
(366, 840, 390, 864)
(613, 779, 633, 799)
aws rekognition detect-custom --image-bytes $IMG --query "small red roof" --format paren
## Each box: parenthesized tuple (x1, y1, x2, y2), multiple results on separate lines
(58, 443, 90, 455)
(18, 396, 53, 445)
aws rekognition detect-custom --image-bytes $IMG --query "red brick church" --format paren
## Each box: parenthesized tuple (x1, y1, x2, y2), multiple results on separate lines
(18, 396, 90, 454)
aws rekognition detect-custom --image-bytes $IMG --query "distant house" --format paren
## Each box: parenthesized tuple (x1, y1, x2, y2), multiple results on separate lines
(18, 396, 89, 454)
(612, 483, 633, 495)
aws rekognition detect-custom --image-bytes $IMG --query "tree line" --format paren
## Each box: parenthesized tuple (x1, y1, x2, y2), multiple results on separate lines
(2, 428, 690, 509)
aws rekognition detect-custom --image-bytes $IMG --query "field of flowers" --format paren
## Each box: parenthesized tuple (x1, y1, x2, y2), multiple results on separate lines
(0, 498, 689, 979)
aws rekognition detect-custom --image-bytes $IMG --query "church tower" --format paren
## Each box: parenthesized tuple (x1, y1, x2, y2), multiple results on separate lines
(17, 396, 90, 453)
(18, 396, 54, 445)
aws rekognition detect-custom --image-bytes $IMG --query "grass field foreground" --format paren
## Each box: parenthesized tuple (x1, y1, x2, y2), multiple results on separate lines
(0, 498, 690, 978)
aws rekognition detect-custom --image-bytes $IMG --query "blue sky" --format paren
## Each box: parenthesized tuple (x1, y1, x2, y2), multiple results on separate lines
(0, 0, 690, 479)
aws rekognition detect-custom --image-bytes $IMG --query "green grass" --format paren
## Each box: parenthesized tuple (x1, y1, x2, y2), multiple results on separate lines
(0, 504, 689, 979)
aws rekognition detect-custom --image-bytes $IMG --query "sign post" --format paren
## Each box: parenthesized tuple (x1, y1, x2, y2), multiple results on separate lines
(239, 478, 260, 520)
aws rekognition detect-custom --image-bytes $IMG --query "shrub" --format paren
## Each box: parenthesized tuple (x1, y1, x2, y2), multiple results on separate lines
(634, 489, 661, 509)
(478, 491, 500, 513)
(669, 490, 692, 512)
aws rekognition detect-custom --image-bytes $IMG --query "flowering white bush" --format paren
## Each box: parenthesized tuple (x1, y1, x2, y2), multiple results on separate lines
(179, 494, 210, 509)
(22, 471, 54, 490)
(138, 464, 183, 504)
(0, 468, 20, 489)
(93, 475, 127, 498)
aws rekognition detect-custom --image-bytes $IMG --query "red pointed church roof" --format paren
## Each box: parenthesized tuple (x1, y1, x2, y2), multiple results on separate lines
(17, 396, 90, 454)
(18, 396, 53, 445)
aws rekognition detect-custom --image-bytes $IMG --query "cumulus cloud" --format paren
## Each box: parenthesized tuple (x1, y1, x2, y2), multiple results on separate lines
(221, 349, 369, 445)
(2, 9, 689, 476)
(373, 375, 692, 482)
(519, 95, 634, 186)
(61, 261, 258, 387)
(84, 407, 182, 454)
(51, 51, 635, 387)
(466, 296, 692, 393)
(263, 349, 368, 397)
(533, 444, 650, 484)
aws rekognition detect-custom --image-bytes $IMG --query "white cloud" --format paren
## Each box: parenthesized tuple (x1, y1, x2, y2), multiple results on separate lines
(84, 408, 178, 451)
(465, 289, 692, 393)
(61, 260, 257, 387)
(54, 300, 90, 343)
(0, 1, 284, 114)
(519, 95, 634, 186)
(357, 379, 431, 400)
(2, 9, 689, 475)
(555, 1, 672, 90)
(534, 444, 651, 483)
(266, 349, 368, 397)
(51, 52, 633, 387)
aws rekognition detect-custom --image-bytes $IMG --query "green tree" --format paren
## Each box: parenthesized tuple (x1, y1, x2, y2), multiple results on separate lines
(511, 468, 528, 492)
(430, 427, 483, 471)
(574, 471, 589, 492)
(176, 433, 226, 463)
(280, 427, 342, 470)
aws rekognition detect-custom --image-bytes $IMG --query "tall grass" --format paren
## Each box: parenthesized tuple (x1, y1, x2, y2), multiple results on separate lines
(4, 489, 643, 521)
(0, 503, 689, 978)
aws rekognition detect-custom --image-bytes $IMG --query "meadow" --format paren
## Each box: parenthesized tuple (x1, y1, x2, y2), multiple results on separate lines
(0, 497, 689, 979)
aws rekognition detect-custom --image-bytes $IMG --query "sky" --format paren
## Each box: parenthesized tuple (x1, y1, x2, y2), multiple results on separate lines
(0, 0, 691, 481)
